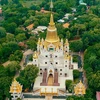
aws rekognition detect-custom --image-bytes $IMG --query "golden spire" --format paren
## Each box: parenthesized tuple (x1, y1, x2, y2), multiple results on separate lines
(45, 0, 59, 43)
(49, 0, 54, 26)
(38, 38, 40, 45)
(33, 51, 38, 59)
(49, 13, 55, 26)
(10, 78, 22, 94)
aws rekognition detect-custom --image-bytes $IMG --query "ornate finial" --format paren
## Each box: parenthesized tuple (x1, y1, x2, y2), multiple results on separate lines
(50, 0, 53, 12)
(33, 51, 38, 59)
(49, 0, 55, 26)
(49, 13, 55, 26)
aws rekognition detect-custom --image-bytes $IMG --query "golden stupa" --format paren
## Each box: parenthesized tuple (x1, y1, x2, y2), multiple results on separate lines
(10, 78, 22, 94)
(74, 80, 86, 95)
(45, 13, 59, 43)
(37, 0, 60, 49)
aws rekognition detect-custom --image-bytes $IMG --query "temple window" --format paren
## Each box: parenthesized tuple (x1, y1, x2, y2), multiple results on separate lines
(55, 69, 57, 71)
(49, 48, 54, 51)
(60, 69, 62, 71)
(55, 55, 57, 58)
(65, 65, 67, 67)
(60, 73, 62, 75)
(65, 73, 67, 77)
(51, 62, 53, 65)
(40, 68, 42, 71)
(45, 68, 47, 71)
(45, 55, 48, 57)
(40, 73, 42, 75)
(55, 62, 58, 64)
(71, 65, 73, 69)
(45, 62, 47, 64)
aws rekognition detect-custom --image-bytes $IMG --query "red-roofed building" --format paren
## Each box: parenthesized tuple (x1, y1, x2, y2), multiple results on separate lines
(40, 7, 50, 13)
(26, 24, 34, 31)
(18, 42, 27, 48)
(96, 92, 100, 100)
(63, 23, 70, 28)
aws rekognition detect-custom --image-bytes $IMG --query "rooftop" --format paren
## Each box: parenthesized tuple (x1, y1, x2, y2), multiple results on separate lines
(26, 24, 34, 30)
(63, 23, 70, 28)
(96, 92, 100, 100)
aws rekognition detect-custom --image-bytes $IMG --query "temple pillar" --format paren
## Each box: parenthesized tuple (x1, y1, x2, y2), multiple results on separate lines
(53, 70, 60, 86)
(40, 69, 47, 86)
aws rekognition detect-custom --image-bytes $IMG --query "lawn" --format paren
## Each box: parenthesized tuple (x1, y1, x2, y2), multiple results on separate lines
(20, 0, 44, 8)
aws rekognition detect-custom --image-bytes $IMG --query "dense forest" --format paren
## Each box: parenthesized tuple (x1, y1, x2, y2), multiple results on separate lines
(0, 0, 100, 100)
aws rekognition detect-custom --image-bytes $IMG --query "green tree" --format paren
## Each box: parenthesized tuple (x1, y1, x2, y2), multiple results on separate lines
(0, 27, 6, 39)
(0, 0, 8, 5)
(6, 61, 21, 76)
(0, 77, 12, 99)
(70, 40, 83, 52)
(65, 80, 72, 90)
(15, 27, 25, 35)
(73, 70, 80, 80)
(17, 65, 39, 89)
(26, 37, 37, 50)
(40, 18, 48, 26)
(0, 65, 13, 99)
(15, 33, 26, 42)
(12, 0, 19, 4)
(9, 50, 23, 62)
(6, 34, 15, 42)
(6, 22, 17, 34)
(77, 5, 87, 15)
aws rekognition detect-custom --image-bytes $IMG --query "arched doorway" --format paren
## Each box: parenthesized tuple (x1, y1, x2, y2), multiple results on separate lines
(47, 74, 53, 86)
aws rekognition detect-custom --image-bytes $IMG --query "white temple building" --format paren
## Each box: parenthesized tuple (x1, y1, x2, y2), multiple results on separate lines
(27, 0, 78, 95)
(28, 12, 78, 93)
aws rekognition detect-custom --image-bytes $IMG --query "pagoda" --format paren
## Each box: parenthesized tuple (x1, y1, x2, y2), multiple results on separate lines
(74, 80, 86, 95)
(28, 0, 78, 94)
(10, 78, 23, 100)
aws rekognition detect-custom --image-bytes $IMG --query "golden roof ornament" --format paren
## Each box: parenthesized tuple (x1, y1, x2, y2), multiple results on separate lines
(49, 13, 55, 26)
(38, 38, 41, 45)
(10, 78, 22, 94)
(74, 80, 86, 95)
(33, 51, 38, 59)
(65, 39, 69, 45)
(64, 53, 69, 59)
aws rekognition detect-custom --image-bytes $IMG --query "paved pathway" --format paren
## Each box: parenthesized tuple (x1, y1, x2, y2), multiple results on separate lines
(45, 95, 53, 100)
(71, 52, 87, 87)
(20, 49, 33, 70)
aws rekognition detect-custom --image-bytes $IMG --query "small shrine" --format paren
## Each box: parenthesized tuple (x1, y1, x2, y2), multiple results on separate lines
(74, 80, 86, 95)
(10, 78, 23, 100)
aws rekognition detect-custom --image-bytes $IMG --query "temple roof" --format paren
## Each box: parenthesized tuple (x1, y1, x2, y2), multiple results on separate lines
(74, 80, 86, 95)
(10, 78, 22, 94)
